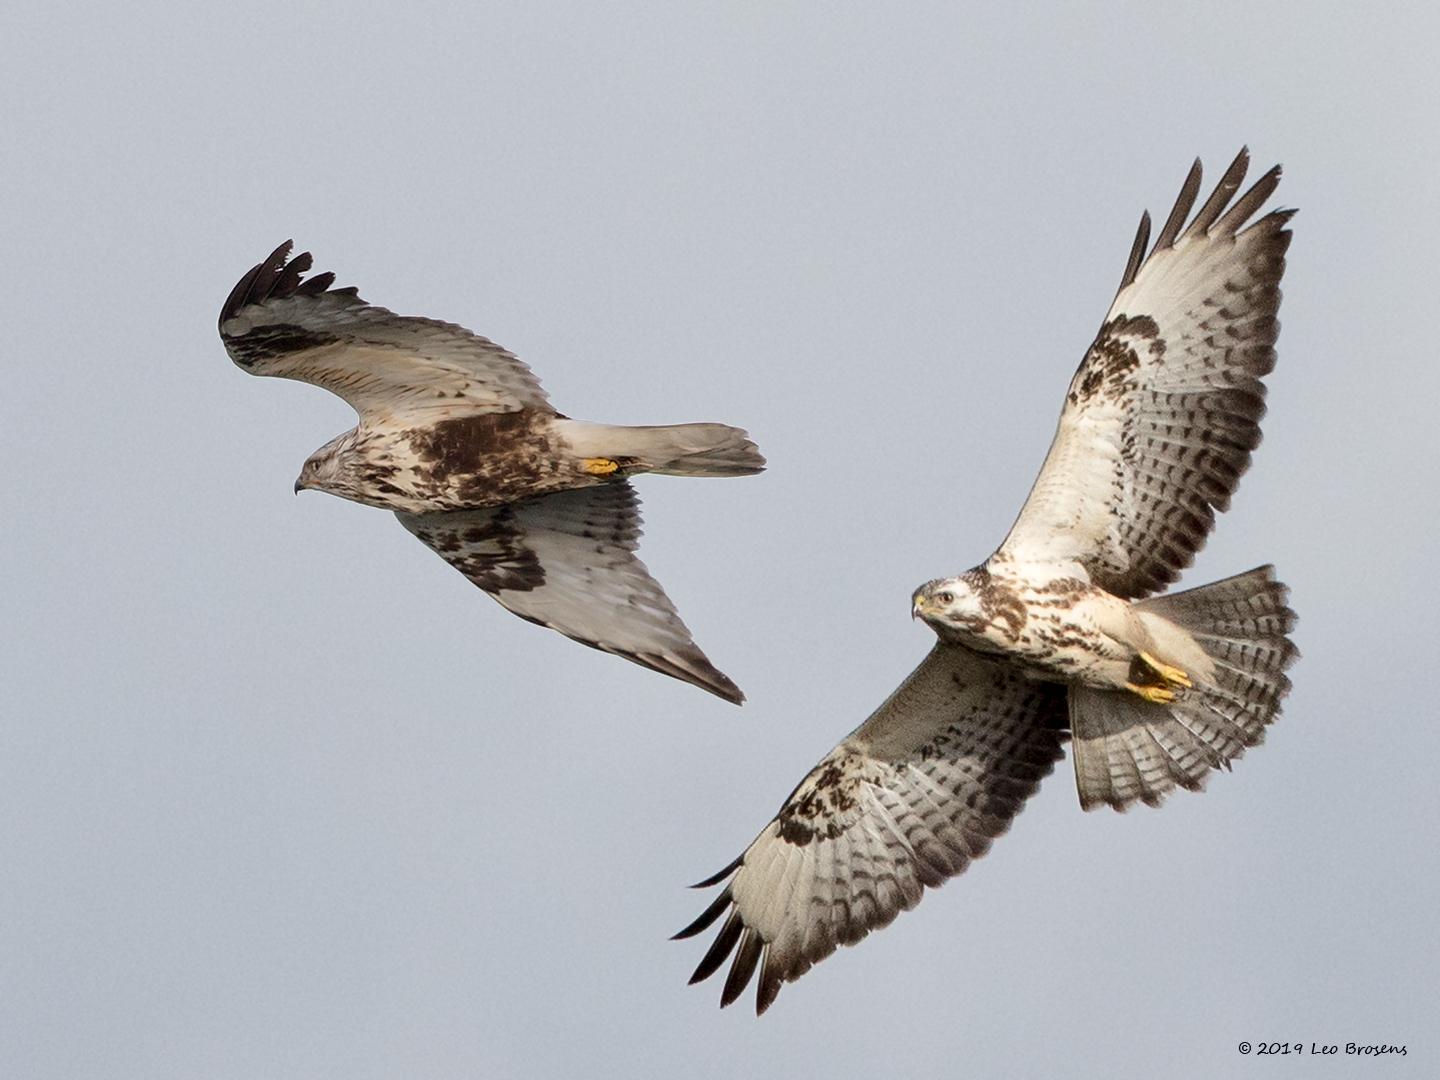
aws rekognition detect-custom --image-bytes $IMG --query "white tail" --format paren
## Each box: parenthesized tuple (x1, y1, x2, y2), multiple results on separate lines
(1070, 566, 1297, 811)
(557, 420, 765, 478)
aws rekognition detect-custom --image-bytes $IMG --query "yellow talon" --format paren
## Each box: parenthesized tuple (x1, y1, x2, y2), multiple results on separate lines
(583, 457, 620, 476)
(1126, 682, 1177, 705)
(1139, 650, 1192, 689)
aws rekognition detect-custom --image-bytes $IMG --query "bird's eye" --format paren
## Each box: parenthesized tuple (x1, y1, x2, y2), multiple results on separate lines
(938, 591, 954, 604)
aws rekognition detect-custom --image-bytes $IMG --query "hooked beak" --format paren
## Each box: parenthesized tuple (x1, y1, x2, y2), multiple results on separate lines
(294, 477, 306, 495)
(912, 595, 927, 620)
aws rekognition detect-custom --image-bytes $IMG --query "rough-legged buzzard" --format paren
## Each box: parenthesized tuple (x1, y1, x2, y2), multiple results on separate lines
(680, 149, 1298, 1011)
(220, 243, 763, 703)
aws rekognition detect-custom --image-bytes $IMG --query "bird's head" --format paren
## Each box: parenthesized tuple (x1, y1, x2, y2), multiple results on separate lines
(294, 431, 363, 499)
(911, 572, 989, 640)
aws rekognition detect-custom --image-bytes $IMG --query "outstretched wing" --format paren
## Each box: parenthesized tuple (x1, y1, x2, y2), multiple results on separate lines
(676, 645, 1066, 1012)
(396, 480, 743, 704)
(996, 149, 1294, 599)
(218, 241, 552, 422)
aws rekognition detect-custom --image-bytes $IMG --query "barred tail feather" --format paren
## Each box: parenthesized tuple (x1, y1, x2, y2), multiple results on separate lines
(1070, 566, 1297, 811)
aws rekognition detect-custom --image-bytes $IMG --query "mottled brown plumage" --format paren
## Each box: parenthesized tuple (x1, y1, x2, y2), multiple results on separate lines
(220, 242, 764, 703)
(681, 149, 1298, 1013)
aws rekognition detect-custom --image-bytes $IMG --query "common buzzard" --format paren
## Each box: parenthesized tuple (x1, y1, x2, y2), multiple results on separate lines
(679, 149, 1298, 1011)
(220, 243, 763, 703)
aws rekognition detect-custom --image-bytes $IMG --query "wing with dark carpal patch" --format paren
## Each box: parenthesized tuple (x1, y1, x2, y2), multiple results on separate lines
(218, 241, 552, 422)
(396, 480, 743, 704)
(997, 149, 1293, 599)
(676, 645, 1066, 1012)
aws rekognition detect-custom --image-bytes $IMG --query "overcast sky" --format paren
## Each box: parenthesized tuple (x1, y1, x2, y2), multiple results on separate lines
(4, 3, 1437, 1077)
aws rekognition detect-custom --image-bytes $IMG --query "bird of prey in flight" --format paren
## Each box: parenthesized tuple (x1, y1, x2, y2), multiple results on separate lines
(219, 243, 763, 703)
(679, 149, 1298, 1011)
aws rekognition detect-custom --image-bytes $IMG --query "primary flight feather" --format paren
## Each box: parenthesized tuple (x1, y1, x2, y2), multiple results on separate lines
(219, 243, 763, 703)
(680, 149, 1298, 1012)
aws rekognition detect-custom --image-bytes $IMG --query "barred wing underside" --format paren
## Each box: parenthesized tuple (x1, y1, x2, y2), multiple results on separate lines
(677, 645, 1066, 1012)
(998, 150, 1293, 599)
(396, 481, 742, 704)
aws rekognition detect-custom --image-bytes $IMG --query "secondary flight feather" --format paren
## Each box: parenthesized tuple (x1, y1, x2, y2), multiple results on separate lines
(679, 148, 1298, 1012)
(219, 243, 763, 703)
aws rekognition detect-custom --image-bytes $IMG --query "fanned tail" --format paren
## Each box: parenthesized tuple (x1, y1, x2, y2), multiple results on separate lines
(1070, 566, 1297, 811)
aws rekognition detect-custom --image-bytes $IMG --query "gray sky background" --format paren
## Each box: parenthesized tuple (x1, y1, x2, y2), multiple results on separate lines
(4, 3, 1437, 1077)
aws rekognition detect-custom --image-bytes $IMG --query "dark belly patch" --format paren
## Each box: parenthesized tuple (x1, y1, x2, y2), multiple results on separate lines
(405, 410, 564, 507)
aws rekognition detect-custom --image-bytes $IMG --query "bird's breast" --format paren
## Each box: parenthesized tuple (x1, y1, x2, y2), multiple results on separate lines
(346, 410, 583, 513)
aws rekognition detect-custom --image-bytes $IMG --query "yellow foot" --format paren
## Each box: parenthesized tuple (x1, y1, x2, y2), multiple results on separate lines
(1125, 681, 1177, 705)
(1138, 650, 1193, 689)
(582, 457, 620, 476)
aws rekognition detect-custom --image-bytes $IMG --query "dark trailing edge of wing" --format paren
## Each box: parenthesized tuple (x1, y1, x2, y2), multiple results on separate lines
(476, 579, 746, 705)
(674, 673, 1071, 1015)
(1086, 147, 1296, 598)
(218, 239, 360, 331)
(519, 626, 743, 705)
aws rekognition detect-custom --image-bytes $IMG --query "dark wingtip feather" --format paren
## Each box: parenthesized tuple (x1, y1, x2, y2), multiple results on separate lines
(1215, 163, 1284, 237)
(1183, 148, 1251, 239)
(621, 649, 744, 706)
(719, 930, 763, 1008)
(297, 270, 336, 295)
(689, 856, 742, 890)
(755, 967, 783, 1015)
(714, 678, 746, 706)
(683, 661, 745, 706)
(688, 910, 743, 985)
(1153, 158, 1203, 252)
(1118, 210, 1151, 292)
(672, 885, 734, 940)
(217, 239, 289, 331)
(218, 240, 358, 333)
